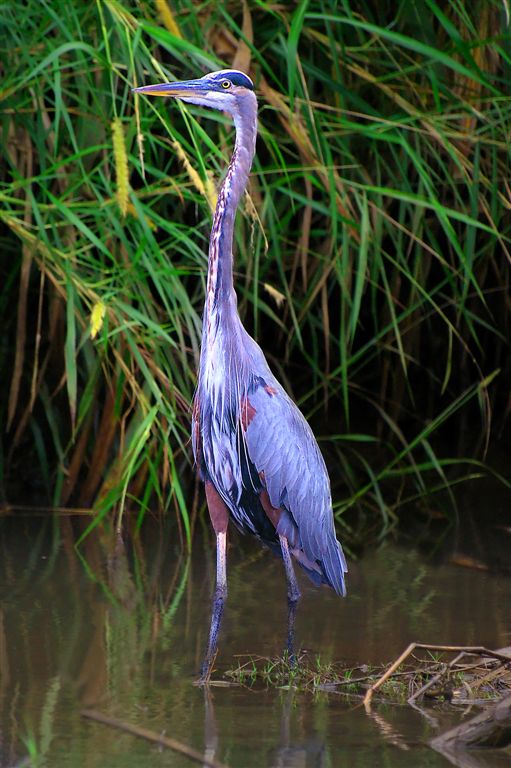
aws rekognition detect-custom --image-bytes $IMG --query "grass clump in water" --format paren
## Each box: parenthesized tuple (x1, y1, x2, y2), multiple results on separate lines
(225, 651, 375, 694)
(225, 647, 511, 705)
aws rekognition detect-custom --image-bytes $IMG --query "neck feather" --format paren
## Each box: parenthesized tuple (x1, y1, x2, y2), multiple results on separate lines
(204, 92, 257, 322)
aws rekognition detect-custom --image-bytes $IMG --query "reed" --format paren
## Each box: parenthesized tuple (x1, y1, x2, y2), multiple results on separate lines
(1, 0, 509, 539)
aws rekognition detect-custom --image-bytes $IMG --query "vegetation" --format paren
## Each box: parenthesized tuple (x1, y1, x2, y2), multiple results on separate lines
(1, 0, 510, 539)
(225, 648, 511, 702)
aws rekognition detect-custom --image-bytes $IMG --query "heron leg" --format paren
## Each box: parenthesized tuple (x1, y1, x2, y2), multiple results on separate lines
(279, 533, 301, 602)
(199, 482, 229, 685)
(260, 489, 301, 606)
(199, 531, 227, 683)
(279, 534, 301, 662)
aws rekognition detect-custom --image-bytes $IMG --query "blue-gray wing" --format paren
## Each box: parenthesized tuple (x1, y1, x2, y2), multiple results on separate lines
(243, 375, 347, 596)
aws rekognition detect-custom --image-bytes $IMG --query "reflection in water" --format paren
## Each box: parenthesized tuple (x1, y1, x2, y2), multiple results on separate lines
(431, 737, 511, 768)
(203, 686, 328, 768)
(269, 688, 327, 768)
(366, 708, 411, 753)
(0, 515, 510, 766)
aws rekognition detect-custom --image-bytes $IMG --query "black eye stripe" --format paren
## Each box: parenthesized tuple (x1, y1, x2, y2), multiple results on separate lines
(213, 71, 254, 91)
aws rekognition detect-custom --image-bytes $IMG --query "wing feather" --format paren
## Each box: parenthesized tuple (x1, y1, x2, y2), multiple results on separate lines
(244, 375, 347, 595)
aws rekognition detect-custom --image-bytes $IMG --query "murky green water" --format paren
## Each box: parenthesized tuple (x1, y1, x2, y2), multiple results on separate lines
(0, 516, 510, 767)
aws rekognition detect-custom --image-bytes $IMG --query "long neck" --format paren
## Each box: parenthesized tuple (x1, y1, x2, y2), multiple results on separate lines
(204, 93, 258, 324)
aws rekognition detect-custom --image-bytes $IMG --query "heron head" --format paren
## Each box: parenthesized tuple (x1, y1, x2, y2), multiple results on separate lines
(132, 69, 255, 115)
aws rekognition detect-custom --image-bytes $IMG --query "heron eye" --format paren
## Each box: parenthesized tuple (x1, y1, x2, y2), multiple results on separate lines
(221, 80, 231, 89)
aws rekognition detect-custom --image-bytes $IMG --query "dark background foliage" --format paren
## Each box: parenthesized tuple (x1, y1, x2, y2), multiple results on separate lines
(1, 0, 510, 542)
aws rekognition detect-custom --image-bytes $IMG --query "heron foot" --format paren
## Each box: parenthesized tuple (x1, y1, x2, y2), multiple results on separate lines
(196, 648, 219, 686)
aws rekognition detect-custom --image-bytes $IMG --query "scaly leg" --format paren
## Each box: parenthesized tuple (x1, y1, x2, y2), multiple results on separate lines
(198, 482, 229, 684)
(259, 487, 302, 662)
(279, 534, 301, 662)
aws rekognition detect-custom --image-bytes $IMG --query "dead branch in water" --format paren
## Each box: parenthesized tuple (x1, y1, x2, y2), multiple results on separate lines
(80, 709, 229, 768)
(430, 693, 511, 755)
(363, 644, 511, 710)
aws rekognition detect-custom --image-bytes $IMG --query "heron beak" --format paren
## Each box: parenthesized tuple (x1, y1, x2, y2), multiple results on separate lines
(132, 79, 207, 98)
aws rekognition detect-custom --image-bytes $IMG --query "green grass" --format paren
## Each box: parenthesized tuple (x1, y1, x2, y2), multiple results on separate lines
(0, 0, 510, 538)
(224, 649, 510, 702)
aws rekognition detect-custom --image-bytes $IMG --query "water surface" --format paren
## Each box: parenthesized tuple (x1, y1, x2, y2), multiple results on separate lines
(0, 515, 510, 767)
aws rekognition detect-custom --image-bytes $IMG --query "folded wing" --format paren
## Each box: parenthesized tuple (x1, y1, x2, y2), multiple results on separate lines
(243, 375, 347, 596)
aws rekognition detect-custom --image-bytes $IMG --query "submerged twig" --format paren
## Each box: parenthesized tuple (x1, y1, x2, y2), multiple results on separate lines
(408, 659, 455, 704)
(408, 651, 510, 704)
(0, 505, 94, 516)
(80, 709, 229, 768)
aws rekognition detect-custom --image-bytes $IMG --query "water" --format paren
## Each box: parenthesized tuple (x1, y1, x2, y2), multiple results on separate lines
(0, 515, 510, 767)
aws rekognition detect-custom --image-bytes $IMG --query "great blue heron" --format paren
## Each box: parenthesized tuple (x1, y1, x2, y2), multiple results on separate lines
(133, 69, 347, 682)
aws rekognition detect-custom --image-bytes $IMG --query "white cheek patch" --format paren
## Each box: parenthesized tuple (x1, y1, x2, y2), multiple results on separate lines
(180, 91, 235, 111)
(204, 91, 230, 101)
(179, 95, 207, 106)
